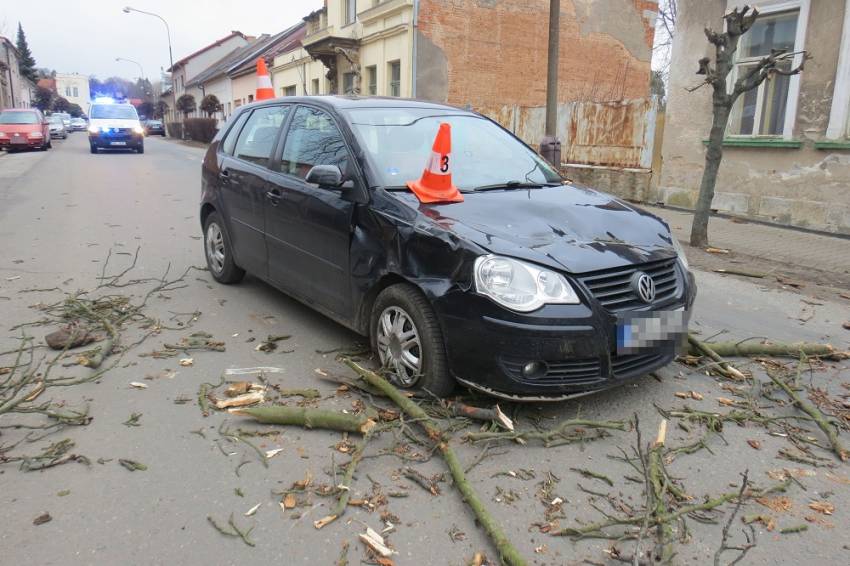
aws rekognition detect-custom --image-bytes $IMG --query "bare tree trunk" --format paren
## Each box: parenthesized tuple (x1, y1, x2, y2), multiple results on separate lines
(690, 104, 730, 248)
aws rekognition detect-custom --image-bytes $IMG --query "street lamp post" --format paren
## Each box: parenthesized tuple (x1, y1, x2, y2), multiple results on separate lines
(122, 6, 175, 124)
(540, 0, 562, 168)
(115, 57, 146, 89)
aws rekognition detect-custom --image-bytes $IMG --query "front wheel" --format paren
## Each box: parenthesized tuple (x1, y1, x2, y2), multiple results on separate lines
(136, 143, 144, 154)
(370, 284, 454, 397)
(203, 211, 245, 284)
(90, 144, 97, 154)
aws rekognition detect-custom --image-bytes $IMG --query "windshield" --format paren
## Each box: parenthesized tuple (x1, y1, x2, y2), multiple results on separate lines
(0, 111, 39, 125)
(48, 116, 63, 124)
(90, 105, 139, 120)
(345, 109, 561, 190)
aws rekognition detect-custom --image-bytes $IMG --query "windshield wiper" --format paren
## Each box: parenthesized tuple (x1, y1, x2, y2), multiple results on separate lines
(382, 185, 473, 194)
(472, 181, 561, 192)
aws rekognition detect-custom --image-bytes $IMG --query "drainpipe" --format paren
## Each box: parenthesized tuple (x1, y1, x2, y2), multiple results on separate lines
(412, 0, 419, 98)
(539, 0, 562, 168)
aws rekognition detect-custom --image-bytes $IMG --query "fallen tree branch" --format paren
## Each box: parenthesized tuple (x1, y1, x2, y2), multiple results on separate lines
(231, 406, 376, 434)
(314, 428, 374, 529)
(766, 363, 848, 462)
(344, 359, 527, 566)
(688, 337, 846, 361)
(465, 418, 629, 446)
(687, 336, 746, 380)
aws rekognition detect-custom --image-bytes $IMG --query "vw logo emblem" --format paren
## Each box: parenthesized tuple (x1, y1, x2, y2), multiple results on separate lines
(631, 271, 656, 303)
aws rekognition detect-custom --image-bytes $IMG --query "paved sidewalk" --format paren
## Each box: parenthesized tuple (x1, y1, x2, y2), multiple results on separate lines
(645, 205, 850, 276)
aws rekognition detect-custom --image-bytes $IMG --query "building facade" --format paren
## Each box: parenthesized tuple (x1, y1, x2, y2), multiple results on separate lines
(54, 73, 90, 108)
(658, 0, 850, 234)
(0, 37, 35, 109)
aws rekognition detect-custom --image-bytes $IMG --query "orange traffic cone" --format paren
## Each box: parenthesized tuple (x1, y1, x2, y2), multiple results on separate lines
(407, 123, 464, 204)
(255, 58, 274, 101)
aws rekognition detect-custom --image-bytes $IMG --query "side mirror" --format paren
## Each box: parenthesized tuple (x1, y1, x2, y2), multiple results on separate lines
(305, 164, 344, 188)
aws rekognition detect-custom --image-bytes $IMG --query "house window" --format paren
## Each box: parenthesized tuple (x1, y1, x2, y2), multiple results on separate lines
(65, 86, 71, 96)
(366, 65, 377, 95)
(312, 78, 320, 95)
(72, 86, 78, 97)
(388, 60, 400, 97)
(728, 9, 800, 136)
(284, 85, 296, 96)
(343, 72, 356, 95)
(345, 0, 356, 25)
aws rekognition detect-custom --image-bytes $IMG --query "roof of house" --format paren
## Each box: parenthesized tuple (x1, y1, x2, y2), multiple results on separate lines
(37, 78, 56, 90)
(167, 31, 249, 72)
(185, 36, 271, 88)
(227, 23, 306, 79)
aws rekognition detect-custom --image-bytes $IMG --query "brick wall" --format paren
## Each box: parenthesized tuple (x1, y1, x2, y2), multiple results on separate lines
(416, 0, 657, 108)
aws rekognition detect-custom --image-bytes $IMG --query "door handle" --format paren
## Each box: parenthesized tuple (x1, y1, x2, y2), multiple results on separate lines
(266, 189, 282, 205)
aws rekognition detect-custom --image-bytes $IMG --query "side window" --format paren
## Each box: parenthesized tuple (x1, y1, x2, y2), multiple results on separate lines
(278, 106, 349, 180)
(232, 105, 290, 167)
(220, 112, 250, 156)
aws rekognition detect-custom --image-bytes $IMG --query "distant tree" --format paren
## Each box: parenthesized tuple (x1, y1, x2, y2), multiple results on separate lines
(136, 101, 155, 119)
(176, 94, 196, 118)
(36, 67, 56, 79)
(67, 103, 84, 118)
(52, 96, 71, 113)
(15, 23, 37, 83)
(687, 6, 808, 247)
(33, 86, 53, 111)
(200, 94, 221, 117)
(134, 78, 154, 100)
(154, 100, 169, 119)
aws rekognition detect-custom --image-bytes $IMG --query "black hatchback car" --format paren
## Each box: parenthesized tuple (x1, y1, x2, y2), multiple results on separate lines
(200, 97, 695, 400)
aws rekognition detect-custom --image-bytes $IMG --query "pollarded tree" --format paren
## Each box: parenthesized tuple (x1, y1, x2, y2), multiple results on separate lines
(154, 101, 169, 120)
(32, 86, 53, 111)
(688, 6, 808, 248)
(52, 96, 71, 113)
(200, 94, 222, 118)
(176, 94, 196, 118)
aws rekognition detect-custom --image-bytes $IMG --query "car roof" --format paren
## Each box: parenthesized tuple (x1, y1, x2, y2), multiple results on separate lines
(1, 108, 39, 112)
(237, 95, 472, 114)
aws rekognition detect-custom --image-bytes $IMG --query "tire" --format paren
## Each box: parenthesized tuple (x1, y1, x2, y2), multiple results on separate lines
(137, 143, 144, 154)
(370, 284, 454, 396)
(90, 144, 97, 154)
(203, 211, 245, 284)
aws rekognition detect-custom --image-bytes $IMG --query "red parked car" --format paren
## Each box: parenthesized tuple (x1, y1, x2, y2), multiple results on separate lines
(0, 108, 51, 151)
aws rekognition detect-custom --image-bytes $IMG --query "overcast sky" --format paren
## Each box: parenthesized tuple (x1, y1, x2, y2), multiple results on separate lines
(0, 0, 323, 81)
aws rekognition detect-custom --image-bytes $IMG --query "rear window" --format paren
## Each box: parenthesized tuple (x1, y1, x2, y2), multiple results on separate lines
(90, 105, 139, 120)
(0, 111, 39, 125)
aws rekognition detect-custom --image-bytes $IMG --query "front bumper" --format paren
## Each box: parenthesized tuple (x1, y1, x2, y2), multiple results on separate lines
(0, 136, 44, 149)
(434, 265, 696, 399)
(89, 130, 144, 148)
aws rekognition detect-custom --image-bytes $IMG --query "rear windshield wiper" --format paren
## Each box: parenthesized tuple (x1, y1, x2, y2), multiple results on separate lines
(472, 181, 561, 192)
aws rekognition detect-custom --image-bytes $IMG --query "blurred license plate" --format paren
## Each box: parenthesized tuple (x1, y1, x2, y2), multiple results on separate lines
(617, 309, 686, 354)
(11, 137, 26, 144)
(110, 141, 127, 146)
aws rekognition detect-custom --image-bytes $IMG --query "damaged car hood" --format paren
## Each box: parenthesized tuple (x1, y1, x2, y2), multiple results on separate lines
(393, 184, 677, 274)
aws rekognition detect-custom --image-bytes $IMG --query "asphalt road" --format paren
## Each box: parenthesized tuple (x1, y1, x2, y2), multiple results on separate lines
(0, 133, 848, 565)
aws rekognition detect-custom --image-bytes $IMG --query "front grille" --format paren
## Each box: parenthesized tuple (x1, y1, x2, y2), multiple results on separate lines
(578, 258, 680, 313)
(501, 355, 603, 386)
(610, 352, 665, 377)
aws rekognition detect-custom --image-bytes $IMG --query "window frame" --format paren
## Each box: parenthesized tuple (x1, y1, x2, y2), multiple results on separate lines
(344, 0, 357, 25)
(218, 109, 252, 157)
(726, 0, 810, 140)
(271, 103, 364, 193)
(388, 60, 401, 97)
(366, 65, 377, 95)
(227, 104, 292, 169)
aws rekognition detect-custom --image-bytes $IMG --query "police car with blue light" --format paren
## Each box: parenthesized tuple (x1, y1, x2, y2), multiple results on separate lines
(87, 98, 145, 154)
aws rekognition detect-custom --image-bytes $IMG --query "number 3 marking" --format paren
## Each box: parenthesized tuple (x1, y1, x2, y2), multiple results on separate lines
(440, 155, 449, 173)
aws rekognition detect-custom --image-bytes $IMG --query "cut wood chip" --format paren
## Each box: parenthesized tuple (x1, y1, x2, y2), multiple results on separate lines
(313, 514, 338, 529)
(214, 390, 265, 409)
(179, 358, 194, 366)
(705, 247, 730, 254)
(282, 493, 297, 509)
(675, 391, 703, 400)
(767, 468, 816, 482)
(756, 496, 793, 513)
(264, 448, 283, 459)
(494, 404, 514, 431)
(359, 527, 395, 558)
(244, 503, 261, 517)
(747, 439, 762, 450)
(808, 501, 834, 515)
(129, 382, 148, 389)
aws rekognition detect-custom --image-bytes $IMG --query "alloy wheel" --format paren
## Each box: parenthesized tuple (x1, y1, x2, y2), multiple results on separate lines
(205, 222, 226, 274)
(376, 306, 423, 386)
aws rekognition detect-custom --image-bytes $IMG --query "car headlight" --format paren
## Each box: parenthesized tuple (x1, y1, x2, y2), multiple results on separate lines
(133, 126, 144, 134)
(670, 237, 689, 271)
(474, 255, 580, 312)
(0, 132, 5, 137)
(29, 131, 43, 138)
(88, 125, 99, 133)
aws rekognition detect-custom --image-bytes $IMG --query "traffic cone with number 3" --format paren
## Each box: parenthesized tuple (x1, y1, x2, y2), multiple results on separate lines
(255, 58, 274, 101)
(407, 122, 464, 203)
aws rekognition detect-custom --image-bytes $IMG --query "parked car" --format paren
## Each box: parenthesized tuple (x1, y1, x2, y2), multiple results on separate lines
(47, 115, 68, 139)
(87, 102, 144, 153)
(70, 117, 87, 132)
(144, 119, 166, 136)
(54, 112, 72, 131)
(0, 108, 51, 151)
(200, 97, 695, 400)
